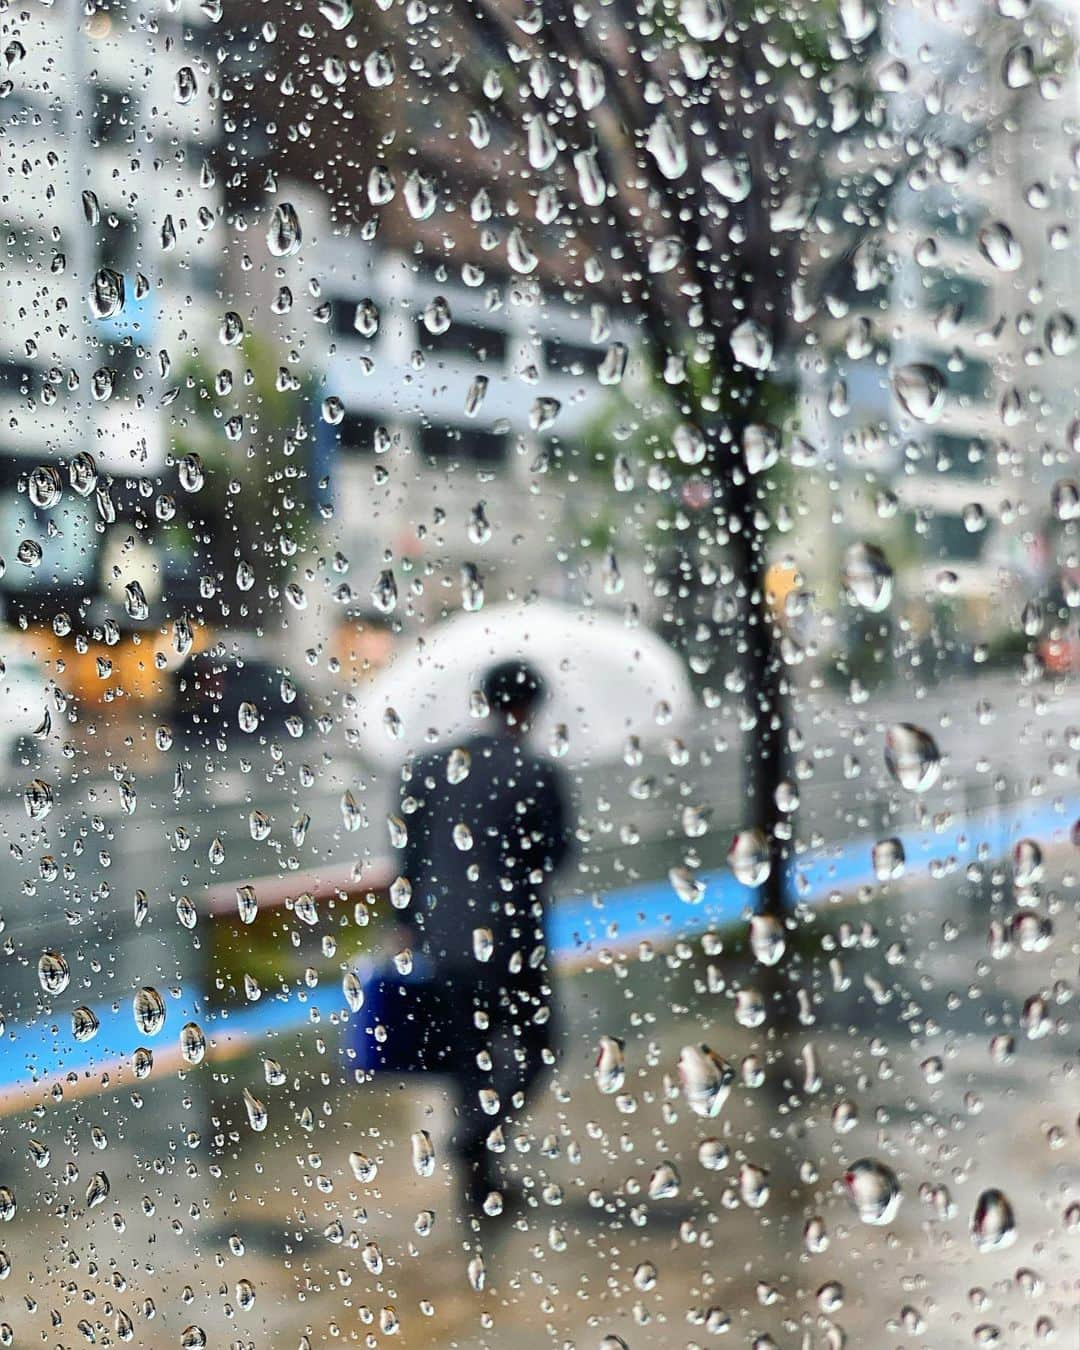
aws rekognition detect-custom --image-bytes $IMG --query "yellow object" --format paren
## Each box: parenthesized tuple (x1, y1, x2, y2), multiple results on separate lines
(764, 561, 799, 616)
(21, 623, 211, 709)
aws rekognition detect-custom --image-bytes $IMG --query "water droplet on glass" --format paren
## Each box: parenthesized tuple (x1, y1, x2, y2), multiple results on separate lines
(90, 268, 125, 319)
(730, 319, 772, 371)
(132, 987, 166, 1036)
(594, 1036, 626, 1094)
(872, 837, 905, 880)
(892, 362, 945, 423)
(677, 1044, 734, 1117)
(38, 950, 69, 995)
(738, 1161, 770, 1208)
(971, 1189, 1017, 1251)
(24, 779, 53, 819)
(647, 1160, 680, 1200)
(728, 828, 771, 886)
(85, 1171, 109, 1209)
(748, 913, 786, 966)
(884, 723, 941, 793)
(242, 1087, 268, 1132)
(180, 1022, 206, 1065)
(72, 1007, 99, 1043)
(843, 541, 893, 611)
(411, 1130, 435, 1177)
(977, 221, 1023, 271)
(174, 65, 197, 103)
(29, 465, 62, 508)
(669, 864, 705, 904)
(844, 1158, 902, 1225)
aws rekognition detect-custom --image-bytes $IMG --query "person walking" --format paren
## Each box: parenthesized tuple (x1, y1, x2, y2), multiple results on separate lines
(396, 659, 571, 1218)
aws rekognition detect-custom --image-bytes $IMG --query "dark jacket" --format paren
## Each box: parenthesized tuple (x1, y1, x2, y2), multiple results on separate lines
(398, 731, 571, 984)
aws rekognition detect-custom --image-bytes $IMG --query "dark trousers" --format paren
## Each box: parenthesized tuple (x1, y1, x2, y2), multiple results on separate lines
(445, 973, 554, 1205)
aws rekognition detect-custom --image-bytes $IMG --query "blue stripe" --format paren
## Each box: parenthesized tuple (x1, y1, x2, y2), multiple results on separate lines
(1, 790, 1074, 1097)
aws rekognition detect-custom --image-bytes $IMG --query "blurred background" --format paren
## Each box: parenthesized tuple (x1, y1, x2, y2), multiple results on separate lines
(0, 0, 1075, 1343)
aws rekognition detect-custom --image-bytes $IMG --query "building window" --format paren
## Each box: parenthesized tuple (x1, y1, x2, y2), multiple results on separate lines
(419, 422, 505, 464)
(543, 336, 600, 376)
(338, 413, 395, 455)
(0, 360, 37, 398)
(415, 318, 507, 364)
(96, 214, 139, 277)
(931, 433, 987, 478)
(921, 273, 988, 321)
(931, 511, 988, 563)
(90, 85, 136, 147)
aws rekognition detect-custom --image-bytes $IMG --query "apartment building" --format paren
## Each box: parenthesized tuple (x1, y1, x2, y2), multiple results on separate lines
(224, 182, 642, 679)
(805, 0, 1078, 645)
(0, 0, 222, 643)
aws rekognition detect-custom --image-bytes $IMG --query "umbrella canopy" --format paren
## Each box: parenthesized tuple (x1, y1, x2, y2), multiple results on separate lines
(351, 600, 696, 767)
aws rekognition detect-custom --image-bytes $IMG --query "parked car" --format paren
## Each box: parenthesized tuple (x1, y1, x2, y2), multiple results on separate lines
(170, 650, 311, 746)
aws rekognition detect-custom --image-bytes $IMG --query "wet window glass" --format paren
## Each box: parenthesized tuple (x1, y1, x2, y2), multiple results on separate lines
(0, 0, 1075, 1345)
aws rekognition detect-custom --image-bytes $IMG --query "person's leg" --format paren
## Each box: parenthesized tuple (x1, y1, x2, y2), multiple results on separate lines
(448, 984, 499, 1214)
(479, 982, 555, 1206)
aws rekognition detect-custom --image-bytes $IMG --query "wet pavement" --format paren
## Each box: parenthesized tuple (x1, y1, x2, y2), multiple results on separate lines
(0, 671, 1075, 1347)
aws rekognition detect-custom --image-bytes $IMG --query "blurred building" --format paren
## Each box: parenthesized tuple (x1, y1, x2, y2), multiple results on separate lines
(225, 183, 643, 680)
(0, 0, 222, 701)
(803, 0, 1079, 658)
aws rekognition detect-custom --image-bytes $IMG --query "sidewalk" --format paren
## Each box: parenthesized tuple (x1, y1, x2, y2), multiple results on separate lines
(0, 878, 1060, 1349)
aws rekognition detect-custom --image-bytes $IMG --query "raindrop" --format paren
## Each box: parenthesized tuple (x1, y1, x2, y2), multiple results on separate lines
(730, 319, 772, 371)
(447, 747, 471, 783)
(72, 1007, 99, 1043)
(677, 1044, 734, 1117)
(507, 227, 538, 274)
(647, 1161, 680, 1200)
(242, 1087, 268, 1132)
(977, 221, 1023, 272)
(748, 913, 786, 966)
(872, 837, 905, 881)
(174, 66, 197, 103)
(698, 1138, 729, 1171)
(739, 1161, 770, 1208)
(318, 0, 353, 28)
(971, 1189, 1017, 1252)
(124, 581, 149, 621)
(342, 970, 364, 1013)
(37, 955, 69, 999)
(24, 779, 53, 819)
(180, 1023, 206, 1065)
(411, 1130, 435, 1177)
(892, 362, 945, 423)
(178, 453, 204, 493)
(728, 828, 771, 886)
(404, 171, 437, 221)
(90, 269, 125, 319)
(29, 465, 62, 508)
(1012, 838, 1043, 885)
(1051, 479, 1080, 521)
(85, 1172, 110, 1209)
(594, 1036, 626, 1094)
(132, 987, 166, 1036)
(844, 1158, 902, 1225)
(842, 541, 893, 611)
(669, 865, 704, 904)
(219, 311, 244, 345)
(884, 723, 941, 793)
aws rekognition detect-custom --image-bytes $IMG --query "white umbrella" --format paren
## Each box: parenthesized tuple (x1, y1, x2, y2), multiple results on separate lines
(351, 599, 696, 767)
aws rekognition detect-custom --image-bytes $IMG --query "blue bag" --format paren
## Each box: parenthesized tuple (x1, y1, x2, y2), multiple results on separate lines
(343, 955, 456, 1074)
